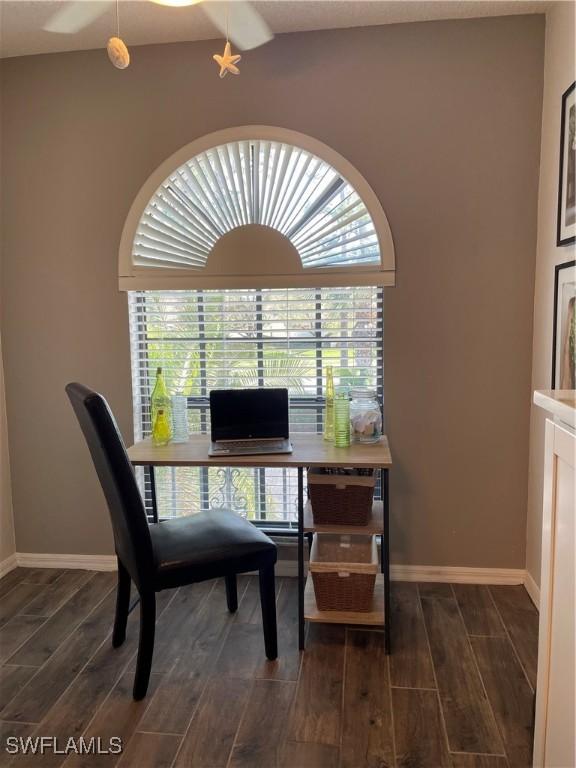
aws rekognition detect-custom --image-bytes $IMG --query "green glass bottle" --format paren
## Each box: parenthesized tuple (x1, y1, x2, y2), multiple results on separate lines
(151, 367, 171, 437)
(334, 388, 351, 448)
(152, 408, 172, 446)
(323, 366, 335, 442)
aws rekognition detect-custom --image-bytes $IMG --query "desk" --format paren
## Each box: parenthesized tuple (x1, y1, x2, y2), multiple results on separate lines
(127, 434, 392, 652)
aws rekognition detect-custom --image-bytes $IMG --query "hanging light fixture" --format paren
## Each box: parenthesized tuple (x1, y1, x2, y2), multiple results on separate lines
(107, 0, 130, 69)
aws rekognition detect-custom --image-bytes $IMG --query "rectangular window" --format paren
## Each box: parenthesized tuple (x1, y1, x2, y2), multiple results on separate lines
(128, 287, 383, 527)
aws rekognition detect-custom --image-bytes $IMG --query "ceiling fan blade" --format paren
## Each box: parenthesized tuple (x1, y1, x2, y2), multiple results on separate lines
(201, 0, 273, 51)
(43, 2, 110, 34)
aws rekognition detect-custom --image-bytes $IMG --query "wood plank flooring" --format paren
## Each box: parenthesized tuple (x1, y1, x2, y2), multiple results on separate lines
(0, 569, 538, 767)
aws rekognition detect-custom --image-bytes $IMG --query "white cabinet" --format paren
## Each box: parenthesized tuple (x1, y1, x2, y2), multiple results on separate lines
(533, 407, 575, 768)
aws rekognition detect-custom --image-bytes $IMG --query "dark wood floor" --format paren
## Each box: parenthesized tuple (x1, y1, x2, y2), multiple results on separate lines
(0, 567, 538, 767)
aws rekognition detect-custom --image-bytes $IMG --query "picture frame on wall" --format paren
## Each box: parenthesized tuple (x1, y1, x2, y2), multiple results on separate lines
(552, 260, 576, 389)
(557, 81, 575, 246)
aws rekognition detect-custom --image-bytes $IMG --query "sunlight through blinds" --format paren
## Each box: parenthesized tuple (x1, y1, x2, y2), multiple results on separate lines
(129, 287, 383, 524)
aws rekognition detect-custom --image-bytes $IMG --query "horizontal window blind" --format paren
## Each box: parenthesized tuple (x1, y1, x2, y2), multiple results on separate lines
(129, 287, 383, 524)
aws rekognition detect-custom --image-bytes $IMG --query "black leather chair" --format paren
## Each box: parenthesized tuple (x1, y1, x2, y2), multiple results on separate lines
(66, 383, 278, 700)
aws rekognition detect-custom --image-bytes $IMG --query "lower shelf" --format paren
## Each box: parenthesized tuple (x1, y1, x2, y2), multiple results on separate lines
(304, 573, 385, 626)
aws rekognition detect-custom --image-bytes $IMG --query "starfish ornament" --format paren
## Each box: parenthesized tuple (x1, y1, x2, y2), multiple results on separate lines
(213, 41, 241, 78)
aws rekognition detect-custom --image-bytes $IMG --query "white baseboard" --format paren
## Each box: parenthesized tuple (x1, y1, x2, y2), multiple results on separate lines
(523, 570, 540, 609)
(10, 553, 527, 588)
(253, 561, 527, 584)
(14, 552, 295, 577)
(0, 553, 18, 578)
(389, 564, 526, 585)
(15, 552, 117, 571)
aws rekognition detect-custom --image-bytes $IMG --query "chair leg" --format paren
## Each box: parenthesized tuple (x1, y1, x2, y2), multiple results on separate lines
(112, 559, 131, 648)
(259, 564, 277, 660)
(225, 574, 238, 613)
(133, 591, 156, 701)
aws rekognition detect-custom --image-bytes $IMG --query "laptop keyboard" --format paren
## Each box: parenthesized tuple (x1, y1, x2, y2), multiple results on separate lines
(215, 439, 287, 451)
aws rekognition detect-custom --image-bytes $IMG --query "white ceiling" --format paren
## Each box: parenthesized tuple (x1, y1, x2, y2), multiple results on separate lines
(0, 0, 551, 59)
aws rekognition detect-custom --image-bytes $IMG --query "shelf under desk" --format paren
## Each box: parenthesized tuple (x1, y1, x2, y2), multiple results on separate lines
(304, 574, 385, 627)
(303, 501, 384, 535)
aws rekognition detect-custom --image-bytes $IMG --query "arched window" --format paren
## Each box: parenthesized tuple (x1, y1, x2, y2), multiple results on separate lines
(119, 126, 395, 289)
(124, 128, 393, 522)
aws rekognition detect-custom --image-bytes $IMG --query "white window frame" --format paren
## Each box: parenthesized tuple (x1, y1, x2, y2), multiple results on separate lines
(119, 126, 395, 291)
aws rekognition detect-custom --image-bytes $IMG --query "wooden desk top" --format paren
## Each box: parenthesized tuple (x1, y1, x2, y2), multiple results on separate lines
(127, 433, 392, 469)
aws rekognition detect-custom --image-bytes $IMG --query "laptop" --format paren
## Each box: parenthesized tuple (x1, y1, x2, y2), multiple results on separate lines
(209, 388, 293, 457)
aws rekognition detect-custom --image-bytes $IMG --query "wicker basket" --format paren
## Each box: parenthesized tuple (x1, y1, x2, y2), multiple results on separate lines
(310, 534, 378, 612)
(308, 468, 375, 527)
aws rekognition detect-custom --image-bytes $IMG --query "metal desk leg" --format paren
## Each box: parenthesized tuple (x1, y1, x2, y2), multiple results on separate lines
(149, 466, 159, 524)
(298, 466, 305, 651)
(382, 468, 391, 654)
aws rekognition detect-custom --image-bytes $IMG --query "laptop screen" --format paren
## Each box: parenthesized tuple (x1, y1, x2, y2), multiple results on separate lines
(210, 388, 290, 442)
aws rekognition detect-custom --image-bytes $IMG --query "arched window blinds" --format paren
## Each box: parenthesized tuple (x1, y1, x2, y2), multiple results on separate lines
(119, 127, 395, 290)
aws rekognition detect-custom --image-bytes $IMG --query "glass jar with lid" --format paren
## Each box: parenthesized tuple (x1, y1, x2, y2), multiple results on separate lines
(349, 388, 382, 443)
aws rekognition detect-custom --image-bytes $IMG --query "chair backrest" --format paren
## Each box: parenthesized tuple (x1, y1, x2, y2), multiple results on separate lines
(66, 383, 154, 590)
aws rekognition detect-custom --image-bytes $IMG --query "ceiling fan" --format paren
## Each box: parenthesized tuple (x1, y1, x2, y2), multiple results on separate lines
(43, 0, 274, 53)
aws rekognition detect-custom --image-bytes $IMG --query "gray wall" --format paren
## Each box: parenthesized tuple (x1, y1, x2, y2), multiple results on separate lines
(0, 336, 16, 563)
(0, 16, 544, 566)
